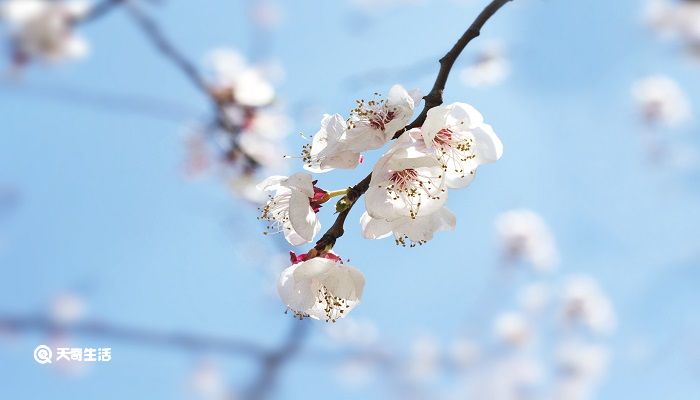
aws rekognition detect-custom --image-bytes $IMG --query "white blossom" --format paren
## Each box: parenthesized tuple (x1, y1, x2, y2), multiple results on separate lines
(517, 282, 550, 315)
(229, 174, 269, 204)
(554, 341, 610, 400)
(449, 338, 480, 369)
(302, 114, 362, 173)
(49, 292, 86, 324)
(405, 335, 441, 382)
(495, 209, 559, 272)
(561, 275, 616, 336)
(460, 42, 510, 87)
(345, 84, 417, 152)
(360, 207, 455, 246)
(632, 75, 691, 127)
(0, 0, 89, 63)
(647, 0, 700, 54)
(257, 172, 323, 245)
(278, 256, 365, 322)
(365, 138, 447, 220)
(206, 48, 275, 107)
(493, 311, 531, 347)
(410, 102, 503, 189)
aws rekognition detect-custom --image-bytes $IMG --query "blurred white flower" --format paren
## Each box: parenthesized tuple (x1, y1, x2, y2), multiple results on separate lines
(206, 48, 275, 107)
(250, 0, 283, 30)
(360, 207, 456, 246)
(554, 341, 610, 400)
(475, 355, 544, 400)
(647, 0, 700, 55)
(325, 317, 379, 347)
(350, 0, 426, 17)
(493, 311, 531, 347)
(410, 102, 503, 188)
(229, 174, 268, 204)
(449, 337, 480, 369)
(460, 42, 510, 87)
(518, 282, 550, 315)
(187, 361, 228, 400)
(406, 335, 441, 382)
(50, 292, 86, 324)
(561, 275, 617, 336)
(495, 209, 559, 272)
(278, 255, 365, 322)
(257, 172, 324, 246)
(0, 0, 89, 63)
(632, 75, 691, 127)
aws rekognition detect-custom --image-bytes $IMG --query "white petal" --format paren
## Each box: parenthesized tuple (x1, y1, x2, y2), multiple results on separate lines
(472, 123, 503, 163)
(323, 264, 365, 301)
(233, 68, 275, 107)
(360, 212, 393, 239)
(283, 172, 315, 197)
(394, 207, 456, 243)
(256, 175, 287, 191)
(364, 184, 400, 219)
(277, 265, 316, 312)
(287, 189, 319, 244)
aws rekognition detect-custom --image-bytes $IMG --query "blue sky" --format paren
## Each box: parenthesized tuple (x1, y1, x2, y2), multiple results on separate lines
(1, 0, 699, 399)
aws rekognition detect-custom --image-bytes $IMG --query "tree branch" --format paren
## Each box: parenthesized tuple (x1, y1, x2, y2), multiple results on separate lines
(125, 3, 211, 96)
(314, 0, 513, 252)
(399, 0, 513, 135)
(0, 314, 268, 358)
(81, 0, 125, 24)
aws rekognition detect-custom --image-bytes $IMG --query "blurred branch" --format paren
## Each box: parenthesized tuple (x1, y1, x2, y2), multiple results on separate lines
(245, 320, 310, 400)
(0, 79, 202, 122)
(125, 2, 211, 95)
(343, 56, 437, 90)
(82, 0, 125, 24)
(315, 0, 513, 252)
(0, 314, 269, 358)
(401, 0, 513, 133)
(124, 2, 259, 169)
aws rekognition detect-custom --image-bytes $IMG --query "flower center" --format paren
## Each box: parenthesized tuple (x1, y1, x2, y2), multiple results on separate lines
(389, 168, 419, 190)
(385, 168, 444, 219)
(259, 193, 291, 235)
(317, 285, 350, 323)
(433, 128, 453, 146)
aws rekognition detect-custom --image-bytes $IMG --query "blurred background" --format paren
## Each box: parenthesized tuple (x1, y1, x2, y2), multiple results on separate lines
(1, 0, 699, 399)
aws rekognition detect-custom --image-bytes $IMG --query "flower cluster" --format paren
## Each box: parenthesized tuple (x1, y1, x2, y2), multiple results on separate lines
(647, 0, 700, 57)
(0, 0, 89, 65)
(258, 85, 503, 320)
(183, 48, 292, 203)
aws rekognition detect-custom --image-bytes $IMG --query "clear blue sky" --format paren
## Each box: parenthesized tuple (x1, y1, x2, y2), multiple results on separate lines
(1, 0, 699, 399)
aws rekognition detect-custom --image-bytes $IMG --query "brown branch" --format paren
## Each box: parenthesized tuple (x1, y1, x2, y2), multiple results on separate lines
(398, 0, 513, 135)
(314, 0, 513, 252)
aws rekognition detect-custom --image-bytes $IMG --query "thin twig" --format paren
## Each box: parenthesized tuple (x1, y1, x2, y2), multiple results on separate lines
(245, 320, 309, 400)
(0, 315, 268, 358)
(314, 0, 513, 252)
(81, 0, 125, 24)
(125, 2, 212, 96)
(0, 79, 203, 122)
(400, 0, 513, 134)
